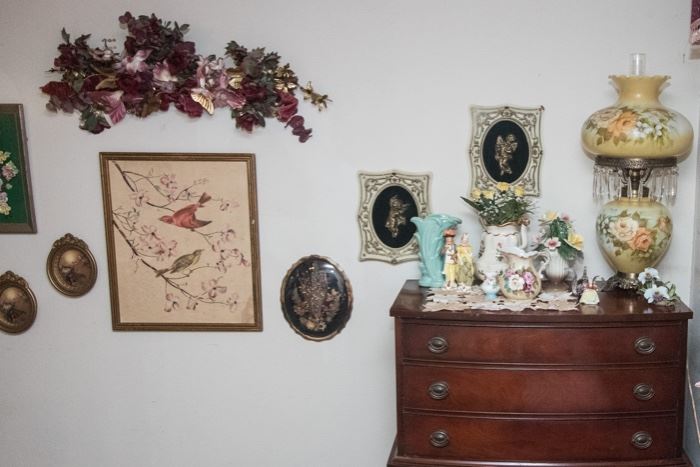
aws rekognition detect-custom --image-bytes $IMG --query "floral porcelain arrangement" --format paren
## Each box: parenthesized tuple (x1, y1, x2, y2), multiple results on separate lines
(636, 267, 679, 306)
(461, 182, 533, 279)
(496, 245, 549, 300)
(534, 212, 584, 288)
(41, 12, 330, 142)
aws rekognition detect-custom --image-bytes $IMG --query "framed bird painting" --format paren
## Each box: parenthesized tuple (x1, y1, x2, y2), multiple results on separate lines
(100, 152, 262, 331)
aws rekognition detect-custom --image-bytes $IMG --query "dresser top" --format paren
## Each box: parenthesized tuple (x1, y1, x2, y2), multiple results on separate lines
(390, 280, 693, 323)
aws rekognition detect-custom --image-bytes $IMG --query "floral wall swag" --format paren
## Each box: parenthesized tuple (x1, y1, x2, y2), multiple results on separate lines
(41, 12, 330, 142)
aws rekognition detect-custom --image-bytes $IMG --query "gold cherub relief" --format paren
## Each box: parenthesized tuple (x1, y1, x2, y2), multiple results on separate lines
(385, 195, 410, 238)
(495, 133, 518, 177)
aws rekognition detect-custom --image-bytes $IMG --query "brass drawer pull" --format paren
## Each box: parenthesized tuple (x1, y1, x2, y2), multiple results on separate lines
(631, 431, 653, 449)
(428, 381, 449, 400)
(428, 336, 448, 354)
(634, 337, 656, 355)
(633, 383, 655, 401)
(429, 430, 450, 448)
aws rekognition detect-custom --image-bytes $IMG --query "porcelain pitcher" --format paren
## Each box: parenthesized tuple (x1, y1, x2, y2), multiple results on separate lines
(497, 245, 549, 300)
(476, 222, 527, 280)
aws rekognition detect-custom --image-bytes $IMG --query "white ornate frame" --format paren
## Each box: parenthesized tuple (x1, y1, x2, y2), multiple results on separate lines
(357, 170, 431, 264)
(468, 105, 544, 196)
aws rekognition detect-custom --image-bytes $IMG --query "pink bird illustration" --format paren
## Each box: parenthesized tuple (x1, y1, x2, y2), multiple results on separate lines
(159, 192, 212, 230)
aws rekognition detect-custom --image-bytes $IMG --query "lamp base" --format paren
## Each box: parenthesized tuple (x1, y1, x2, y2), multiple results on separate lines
(603, 272, 638, 291)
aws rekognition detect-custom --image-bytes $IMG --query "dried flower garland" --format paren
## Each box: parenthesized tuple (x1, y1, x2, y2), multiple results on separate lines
(41, 12, 330, 142)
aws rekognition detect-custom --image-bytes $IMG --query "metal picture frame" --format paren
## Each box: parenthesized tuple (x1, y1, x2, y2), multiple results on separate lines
(0, 104, 36, 233)
(100, 152, 262, 331)
(46, 233, 98, 297)
(357, 170, 431, 263)
(0, 271, 37, 334)
(468, 105, 544, 196)
(280, 255, 352, 342)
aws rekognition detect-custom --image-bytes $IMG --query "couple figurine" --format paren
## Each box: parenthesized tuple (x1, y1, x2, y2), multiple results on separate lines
(442, 228, 475, 289)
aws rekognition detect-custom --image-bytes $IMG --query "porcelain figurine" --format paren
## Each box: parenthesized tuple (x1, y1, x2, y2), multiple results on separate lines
(412, 214, 462, 288)
(441, 228, 458, 289)
(480, 272, 499, 300)
(456, 233, 475, 288)
(579, 277, 600, 305)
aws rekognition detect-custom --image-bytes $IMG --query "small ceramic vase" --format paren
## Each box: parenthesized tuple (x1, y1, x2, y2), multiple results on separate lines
(480, 272, 499, 300)
(544, 249, 571, 290)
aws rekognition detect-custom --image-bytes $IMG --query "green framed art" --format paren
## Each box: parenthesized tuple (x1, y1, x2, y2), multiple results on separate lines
(0, 104, 36, 233)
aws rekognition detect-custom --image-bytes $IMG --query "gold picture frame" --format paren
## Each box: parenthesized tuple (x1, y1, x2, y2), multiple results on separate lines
(46, 233, 97, 297)
(357, 170, 431, 263)
(468, 105, 544, 196)
(0, 271, 37, 334)
(100, 152, 262, 331)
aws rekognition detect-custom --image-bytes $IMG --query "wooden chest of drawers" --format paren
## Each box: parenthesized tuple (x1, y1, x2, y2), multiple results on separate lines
(387, 280, 693, 467)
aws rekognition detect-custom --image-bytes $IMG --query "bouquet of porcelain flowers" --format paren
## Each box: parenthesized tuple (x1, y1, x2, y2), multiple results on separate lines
(534, 211, 584, 262)
(461, 182, 532, 226)
(637, 268, 679, 305)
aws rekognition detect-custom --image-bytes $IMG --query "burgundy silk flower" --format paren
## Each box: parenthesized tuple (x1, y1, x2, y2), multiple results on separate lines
(277, 92, 298, 122)
(41, 11, 327, 142)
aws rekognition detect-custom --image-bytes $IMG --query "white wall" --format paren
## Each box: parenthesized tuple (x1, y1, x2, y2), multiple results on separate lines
(1, 1, 699, 466)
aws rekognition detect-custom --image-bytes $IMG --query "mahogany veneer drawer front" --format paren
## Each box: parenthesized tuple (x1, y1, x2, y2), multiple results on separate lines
(402, 322, 682, 365)
(402, 364, 681, 414)
(388, 281, 693, 467)
(401, 413, 678, 462)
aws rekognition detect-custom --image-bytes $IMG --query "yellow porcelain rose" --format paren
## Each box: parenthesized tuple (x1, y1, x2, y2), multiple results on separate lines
(567, 232, 584, 251)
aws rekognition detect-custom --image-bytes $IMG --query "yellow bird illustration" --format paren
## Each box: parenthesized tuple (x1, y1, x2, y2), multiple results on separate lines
(155, 249, 204, 277)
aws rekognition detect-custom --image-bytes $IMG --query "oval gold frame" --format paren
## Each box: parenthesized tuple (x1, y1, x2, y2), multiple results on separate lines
(46, 233, 97, 297)
(280, 255, 353, 342)
(0, 271, 37, 334)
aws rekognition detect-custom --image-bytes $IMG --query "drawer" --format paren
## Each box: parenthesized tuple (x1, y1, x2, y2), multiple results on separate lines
(402, 364, 681, 414)
(400, 413, 678, 462)
(401, 322, 681, 365)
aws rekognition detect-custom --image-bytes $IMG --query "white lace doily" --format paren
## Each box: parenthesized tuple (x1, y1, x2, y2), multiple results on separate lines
(423, 286, 578, 312)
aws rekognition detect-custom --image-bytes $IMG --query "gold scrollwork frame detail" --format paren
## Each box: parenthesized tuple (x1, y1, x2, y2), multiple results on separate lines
(468, 105, 544, 196)
(46, 233, 98, 297)
(357, 170, 431, 264)
(0, 270, 37, 334)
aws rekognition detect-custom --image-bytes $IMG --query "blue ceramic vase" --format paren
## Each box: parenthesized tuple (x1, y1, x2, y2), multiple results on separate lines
(411, 214, 462, 288)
